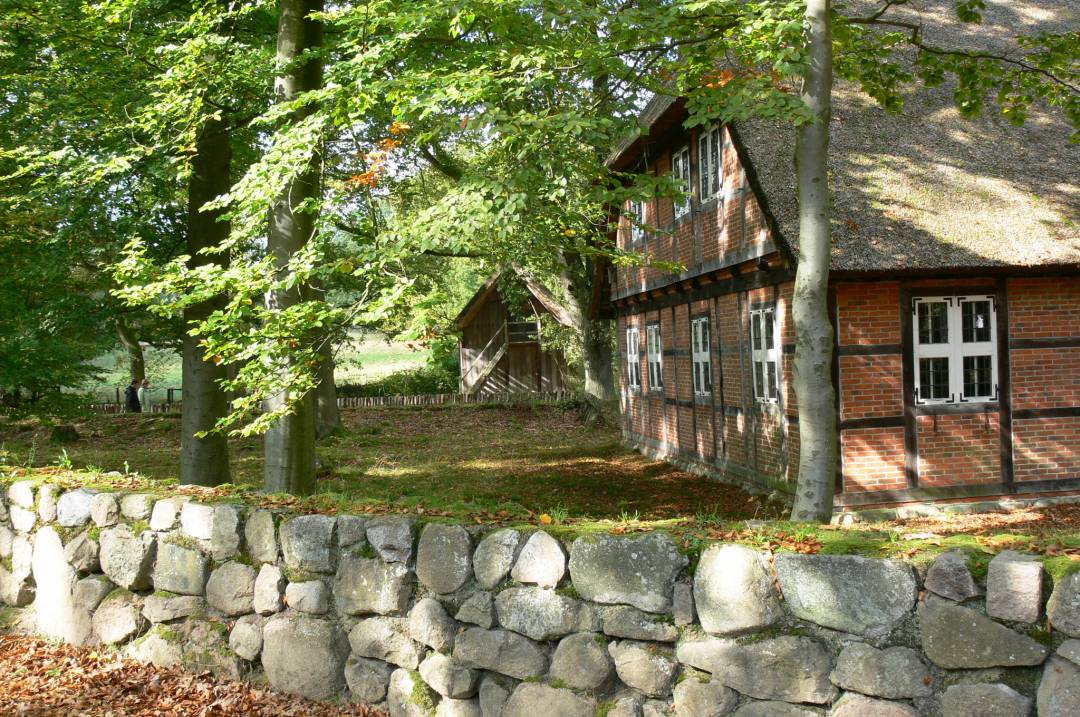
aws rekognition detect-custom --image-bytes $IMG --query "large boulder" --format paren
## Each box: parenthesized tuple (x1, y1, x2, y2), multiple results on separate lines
(436, 699, 481, 717)
(254, 563, 286, 615)
(985, 551, 1043, 623)
(1038, 655, 1080, 717)
(142, 593, 205, 623)
(603, 605, 678, 642)
(473, 529, 522, 589)
(920, 602, 1048, 668)
(419, 652, 480, 698)
(941, 683, 1033, 717)
(388, 668, 437, 717)
(338, 515, 368, 548)
(609, 640, 679, 697)
(93, 589, 148, 645)
(1048, 572, 1080, 638)
(924, 550, 982, 602)
(345, 655, 394, 704)
(454, 627, 548, 680)
(1059, 639, 1080, 666)
(349, 617, 424, 669)
(99, 525, 156, 591)
(120, 494, 155, 521)
(676, 636, 838, 704)
(829, 643, 932, 699)
(57, 488, 95, 527)
(494, 586, 598, 641)
(569, 534, 687, 613)
(262, 613, 349, 701)
(501, 683, 595, 717)
(730, 703, 818, 717)
(32, 526, 93, 645)
(285, 580, 329, 614)
(73, 575, 115, 612)
(229, 614, 264, 661)
(408, 597, 458, 652)
(152, 540, 210, 596)
(366, 516, 415, 563)
(280, 514, 337, 574)
(673, 677, 738, 717)
(334, 553, 414, 615)
(774, 554, 916, 636)
(63, 530, 100, 573)
(417, 523, 473, 594)
(0, 533, 34, 605)
(206, 561, 256, 616)
(457, 590, 495, 628)
(180, 502, 242, 560)
(550, 632, 613, 690)
(694, 544, 781, 636)
(149, 497, 187, 531)
(128, 624, 184, 668)
(244, 509, 278, 564)
(511, 531, 565, 589)
(90, 493, 119, 527)
(829, 693, 917, 717)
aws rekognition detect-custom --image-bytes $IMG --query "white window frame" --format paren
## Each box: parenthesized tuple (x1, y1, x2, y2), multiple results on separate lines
(691, 315, 712, 397)
(629, 199, 646, 243)
(672, 145, 691, 219)
(750, 307, 779, 403)
(912, 295, 998, 404)
(646, 323, 663, 391)
(625, 326, 641, 393)
(698, 124, 723, 201)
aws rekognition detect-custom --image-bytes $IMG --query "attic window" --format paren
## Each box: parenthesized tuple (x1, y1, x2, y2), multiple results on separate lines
(508, 318, 540, 343)
(698, 124, 723, 201)
(672, 145, 691, 219)
(913, 296, 997, 404)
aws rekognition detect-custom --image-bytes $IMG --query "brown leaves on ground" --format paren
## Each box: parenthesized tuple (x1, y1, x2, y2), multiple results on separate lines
(700, 527, 823, 554)
(887, 503, 1080, 537)
(0, 635, 385, 717)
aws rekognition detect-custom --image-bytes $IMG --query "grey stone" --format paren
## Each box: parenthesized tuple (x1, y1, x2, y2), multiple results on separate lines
(474, 529, 522, 589)
(93, 589, 148, 644)
(367, 516, 415, 563)
(335, 553, 414, 615)
(479, 673, 514, 717)
(643, 701, 672, 717)
(32, 526, 93, 645)
(0, 534, 34, 606)
(495, 586, 598, 641)
(63, 530, 100, 573)
(345, 655, 393, 703)
(74, 575, 114, 611)
(0, 524, 12, 559)
(7, 481, 34, 508)
(37, 484, 58, 522)
(244, 509, 278, 564)
(941, 683, 1032, 717)
(569, 533, 687, 613)
(338, 515, 368, 548)
(9, 505, 35, 532)
(152, 539, 209, 596)
(510, 531, 565, 589)
(1038, 655, 1080, 717)
(180, 501, 216, 540)
(1058, 639, 1080, 666)
(149, 497, 187, 531)
(254, 563, 286, 615)
(436, 699, 482, 717)
(205, 561, 256, 616)
(57, 488, 96, 527)
(179, 502, 242, 560)
(829, 693, 917, 717)
(128, 623, 184, 668)
(603, 605, 678, 642)
(829, 643, 931, 699)
(673, 581, 695, 626)
(262, 613, 349, 700)
(608, 694, 644, 717)
(286, 579, 329, 614)
(457, 590, 495, 628)
(142, 593, 205, 623)
(229, 614, 264, 661)
(1048, 572, 1080, 638)
(673, 677, 738, 717)
(281, 514, 337, 574)
(986, 551, 1043, 623)
(676, 636, 838, 704)
(420, 652, 479, 698)
(550, 632, 612, 691)
(774, 554, 916, 636)
(90, 493, 119, 527)
(417, 523, 473, 594)
(609, 640, 679, 697)
(920, 602, 1048, 668)
(349, 616, 424, 669)
(99, 525, 156, 590)
(924, 550, 982, 602)
(730, 705, 817, 717)
(182, 620, 243, 680)
(408, 597, 457, 652)
(388, 668, 436, 717)
(454, 627, 548, 680)
(502, 683, 595, 717)
(120, 494, 155, 521)
(695, 544, 781, 636)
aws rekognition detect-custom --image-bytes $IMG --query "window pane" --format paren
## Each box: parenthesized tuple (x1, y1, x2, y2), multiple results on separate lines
(963, 355, 993, 397)
(711, 130, 721, 195)
(767, 361, 777, 398)
(699, 135, 709, 198)
(764, 311, 775, 350)
(917, 302, 949, 344)
(919, 357, 950, 399)
(754, 361, 764, 398)
(751, 314, 762, 350)
(962, 300, 992, 343)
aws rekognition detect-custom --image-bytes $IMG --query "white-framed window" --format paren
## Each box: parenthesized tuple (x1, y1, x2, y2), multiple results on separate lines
(672, 145, 691, 219)
(912, 295, 998, 404)
(750, 307, 779, 402)
(628, 199, 646, 243)
(691, 316, 712, 397)
(698, 124, 723, 201)
(646, 323, 663, 390)
(626, 326, 641, 392)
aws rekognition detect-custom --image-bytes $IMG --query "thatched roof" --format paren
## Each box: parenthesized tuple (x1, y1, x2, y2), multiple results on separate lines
(614, 0, 1080, 272)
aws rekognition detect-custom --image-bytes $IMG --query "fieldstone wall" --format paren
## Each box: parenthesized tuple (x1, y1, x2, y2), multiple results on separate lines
(1, 481, 1078, 717)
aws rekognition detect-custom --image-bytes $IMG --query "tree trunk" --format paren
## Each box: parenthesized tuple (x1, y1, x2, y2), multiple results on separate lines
(181, 113, 232, 487)
(115, 319, 145, 381)
(790, 0, 837, 523)
(556, 254, 616, 406)
(263, 0, 323, 495)
(314, 292, 341, 439)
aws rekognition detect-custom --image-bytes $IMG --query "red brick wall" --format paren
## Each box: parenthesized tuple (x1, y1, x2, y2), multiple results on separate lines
(836, 282, 901, 345)
(1012, 348, 1080, 410)
(1014, 417, 1080, 483)
(839, 355, 904, 420)
(917, 414, 1000, 487)
(841, 428, 907, 492)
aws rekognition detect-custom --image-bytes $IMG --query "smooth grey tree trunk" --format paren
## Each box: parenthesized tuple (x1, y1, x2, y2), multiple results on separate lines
(790, 0, 837, 522)
(115, 320, 145, 381)
(556, 254, 616, 406)
(263, 0, 323, 495)
(181, 113, 232, 487)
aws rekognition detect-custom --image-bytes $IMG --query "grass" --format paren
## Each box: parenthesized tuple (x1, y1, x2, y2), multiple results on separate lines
(1, 404, 1078, 577)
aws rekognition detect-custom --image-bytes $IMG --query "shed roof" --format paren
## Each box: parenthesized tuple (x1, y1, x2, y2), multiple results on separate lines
(454, 269, 575, 329)
(609, 0, 1080, 272)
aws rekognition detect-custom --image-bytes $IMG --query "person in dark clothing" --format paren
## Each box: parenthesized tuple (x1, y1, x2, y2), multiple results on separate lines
(124, 379, 142, 413)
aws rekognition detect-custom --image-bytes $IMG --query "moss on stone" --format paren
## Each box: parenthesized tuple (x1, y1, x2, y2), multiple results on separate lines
(130, 520, 151, 537)
(86, 525, 101, 542)
(556, 585, 581, 600)
(408, 670, 436, 712)
(351, 542, 377, 560)
(165, 533, 201, 551)
(596, 702, 615, 717)
(549, 678, 569, 690)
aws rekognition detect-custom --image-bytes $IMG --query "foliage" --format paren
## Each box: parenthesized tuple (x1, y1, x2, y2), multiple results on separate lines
(337, 364, 459, 397)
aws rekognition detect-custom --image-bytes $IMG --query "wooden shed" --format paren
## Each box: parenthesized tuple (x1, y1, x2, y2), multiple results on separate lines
(455, 271, 572, 396)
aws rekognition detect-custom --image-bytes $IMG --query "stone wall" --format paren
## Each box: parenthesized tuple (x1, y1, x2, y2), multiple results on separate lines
(1, 481, 1078, 717)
